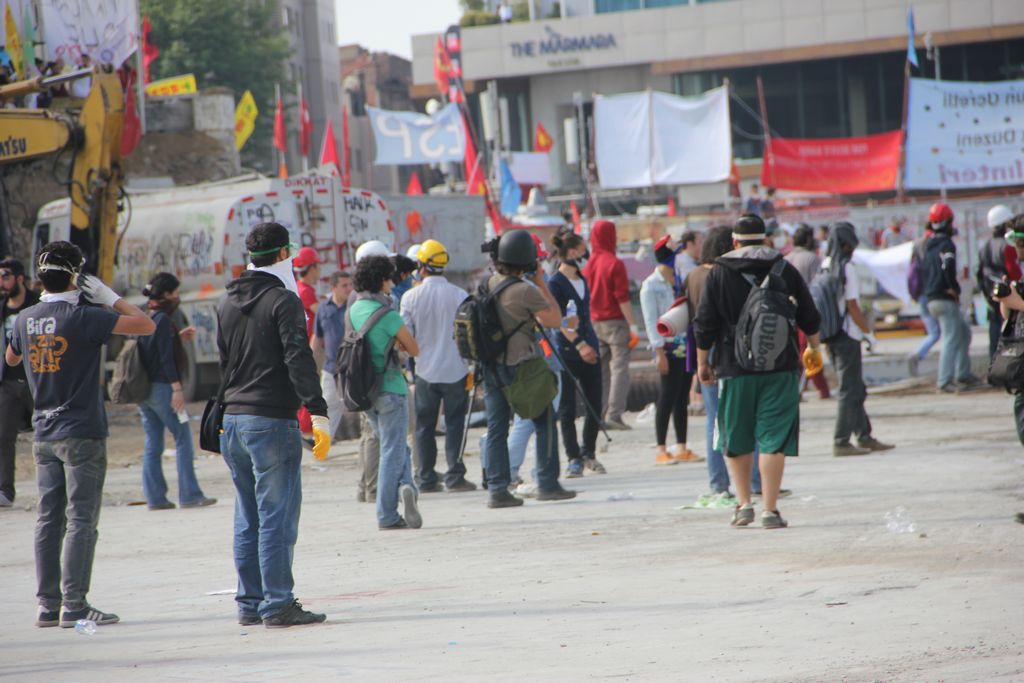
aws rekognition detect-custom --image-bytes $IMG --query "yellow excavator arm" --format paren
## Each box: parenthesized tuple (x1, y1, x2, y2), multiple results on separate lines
(0, 67, 124, 282)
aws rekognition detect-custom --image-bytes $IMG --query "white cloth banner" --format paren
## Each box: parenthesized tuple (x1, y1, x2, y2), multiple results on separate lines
(368, 103, 466, 166)
(851, 241, 915, 305)
(905, 77, 1024, 190)
(40, 0, 139, 67)
(509, 152, 551, 186)
(594, 87, 731, 189)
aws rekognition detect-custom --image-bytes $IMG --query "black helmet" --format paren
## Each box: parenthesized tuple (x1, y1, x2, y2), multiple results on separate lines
(496, 230, 537, 267)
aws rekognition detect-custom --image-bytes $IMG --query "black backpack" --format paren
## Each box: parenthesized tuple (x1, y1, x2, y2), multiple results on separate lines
(453, 276, 527, 366)
(809, 263, 847, 344)
(335, 303, 397, 412)
(734, 259, 798, 373)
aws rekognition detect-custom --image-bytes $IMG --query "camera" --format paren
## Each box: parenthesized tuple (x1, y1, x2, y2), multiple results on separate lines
(481, 237, 500, 263)
(991, 277, 1024, 300)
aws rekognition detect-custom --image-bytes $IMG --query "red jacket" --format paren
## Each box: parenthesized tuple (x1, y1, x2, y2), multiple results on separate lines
(583, 220, 630, 322)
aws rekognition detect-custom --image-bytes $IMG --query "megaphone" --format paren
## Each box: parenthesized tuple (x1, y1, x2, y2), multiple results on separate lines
(656, 299, 690, 338)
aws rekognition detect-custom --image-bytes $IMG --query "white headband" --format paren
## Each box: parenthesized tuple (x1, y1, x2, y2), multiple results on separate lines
(733, 232, 766, 241)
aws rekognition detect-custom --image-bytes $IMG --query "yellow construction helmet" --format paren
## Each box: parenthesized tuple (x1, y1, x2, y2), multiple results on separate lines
(417, 239, 449, 270)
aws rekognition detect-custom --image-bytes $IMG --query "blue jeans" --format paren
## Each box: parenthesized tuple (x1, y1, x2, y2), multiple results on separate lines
(414, 376, 469, 488)
(915, 297, 941, 360)
(482, 363, 560, 493)
(139, 382, 204, 506)
(221, 414, 303, 619)
(927, 299, 973, 387)
(366, 392, 415, 527)
(703, 382, 760, 493)
(34, 438, 106, 612)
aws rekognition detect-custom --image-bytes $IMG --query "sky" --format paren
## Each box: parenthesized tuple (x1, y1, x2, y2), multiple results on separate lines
(336, 0, 463, 59)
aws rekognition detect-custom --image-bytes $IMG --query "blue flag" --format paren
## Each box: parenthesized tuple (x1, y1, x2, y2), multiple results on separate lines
(499, 159, 521, 216)
(906, 6, 919, 68)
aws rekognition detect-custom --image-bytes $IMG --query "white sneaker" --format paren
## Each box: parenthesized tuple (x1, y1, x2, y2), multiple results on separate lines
(514, 482, 537, 498)
(0, 492, 12, 508)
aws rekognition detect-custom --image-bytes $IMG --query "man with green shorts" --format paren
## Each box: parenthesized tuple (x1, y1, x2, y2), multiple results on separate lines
(694, 215, 822, 529)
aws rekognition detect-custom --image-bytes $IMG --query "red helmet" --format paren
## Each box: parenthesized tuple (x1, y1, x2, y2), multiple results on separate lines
(927, 202, 954, 228)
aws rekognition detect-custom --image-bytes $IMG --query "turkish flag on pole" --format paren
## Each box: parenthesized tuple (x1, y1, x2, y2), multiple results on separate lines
(406, 172, 423, 196)
(341, 106, 351, 188)
(667, 197, 677, 217)
(273, 94, 287, 153)
(319, 119, 340, 175)
(433, 36, 451, 96)
(534, 122, 553, 152)
(570, 199, 582, 235)
(141, 16, 159, 84)
(299, 97, 312, 157)
(463, 117, 485, 196)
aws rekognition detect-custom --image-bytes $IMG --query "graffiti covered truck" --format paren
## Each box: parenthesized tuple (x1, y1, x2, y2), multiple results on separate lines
(33, 167, 393, 398)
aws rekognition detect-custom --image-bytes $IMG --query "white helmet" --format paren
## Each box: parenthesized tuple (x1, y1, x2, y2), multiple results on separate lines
(406, 244, 422, 260)
(355, 240, 390, 262)
(988, 204, 1014, 230)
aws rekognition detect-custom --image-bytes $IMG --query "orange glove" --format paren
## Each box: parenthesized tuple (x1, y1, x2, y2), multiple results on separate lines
(628, 325, 640, 350)
(802, 347, 824, 377)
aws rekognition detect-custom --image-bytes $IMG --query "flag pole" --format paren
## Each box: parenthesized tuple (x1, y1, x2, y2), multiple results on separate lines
(297, 80, 308, 172)
(756, 75, 773, 189)
(136, 14, 146, 135)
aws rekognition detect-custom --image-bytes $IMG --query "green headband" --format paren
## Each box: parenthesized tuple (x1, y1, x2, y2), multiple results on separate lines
(249, 242, 298, 257)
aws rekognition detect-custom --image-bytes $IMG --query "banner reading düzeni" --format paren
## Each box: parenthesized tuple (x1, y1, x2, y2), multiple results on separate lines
(368, 103, 466, 166)
(905, 77, 1024, 190)
(761, 131, 901, 194)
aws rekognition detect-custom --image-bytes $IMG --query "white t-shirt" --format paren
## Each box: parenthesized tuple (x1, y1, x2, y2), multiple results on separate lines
(839, 261, 862, 341)
(569, 276, 586, 300)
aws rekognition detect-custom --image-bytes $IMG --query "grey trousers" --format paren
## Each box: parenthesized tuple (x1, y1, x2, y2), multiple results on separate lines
(594, 319, 631, 422)
(34, 438, 107, 611)
(828, 333, 872, 445)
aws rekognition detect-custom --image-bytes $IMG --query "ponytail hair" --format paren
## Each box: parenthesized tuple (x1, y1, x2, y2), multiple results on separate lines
(551, 228, 584, 259)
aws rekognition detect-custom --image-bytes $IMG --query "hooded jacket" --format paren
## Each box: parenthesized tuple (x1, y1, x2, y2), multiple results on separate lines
(921, 233, 959, 302)
(217, 270, 327, 419)
(694, 245, 820, 378)
(582, 220, 630, 322)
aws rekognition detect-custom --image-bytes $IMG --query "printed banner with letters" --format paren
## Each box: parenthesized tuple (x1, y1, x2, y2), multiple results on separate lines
(905, 77, 1024, 190)
(761, 131, 901, 194)
(40, 0, 139, 67)
(145, 74, 198, 98)
(368, 103, 466, 166)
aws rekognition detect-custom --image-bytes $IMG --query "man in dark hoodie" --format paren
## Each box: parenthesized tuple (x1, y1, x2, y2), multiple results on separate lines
(694, 215, 821, 530)
(920, 203, 981, 393)
(582, 219, 638, 431)
(216, 222, 331, 629)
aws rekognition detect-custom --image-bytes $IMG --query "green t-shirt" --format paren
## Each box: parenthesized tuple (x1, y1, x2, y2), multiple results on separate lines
(348, 299, 407, 396)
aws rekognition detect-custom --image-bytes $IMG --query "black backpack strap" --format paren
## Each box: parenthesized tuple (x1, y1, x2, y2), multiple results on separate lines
(347, 301, 399, 375)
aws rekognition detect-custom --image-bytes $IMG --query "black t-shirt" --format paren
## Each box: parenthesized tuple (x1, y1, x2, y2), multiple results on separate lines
(2, 290, 40, 383)
(9, 299, 119, 441)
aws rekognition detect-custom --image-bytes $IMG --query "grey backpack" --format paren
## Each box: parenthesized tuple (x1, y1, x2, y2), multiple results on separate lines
(734, 260, 798, 373)
(109, 338, 152, 404)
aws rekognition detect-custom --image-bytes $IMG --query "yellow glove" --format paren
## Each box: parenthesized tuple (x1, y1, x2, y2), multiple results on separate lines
(310, 415, 331, 461)
(802, 347, 824, 377)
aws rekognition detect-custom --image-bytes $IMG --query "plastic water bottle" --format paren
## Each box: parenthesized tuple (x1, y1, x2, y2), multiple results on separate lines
(566, 300, 577, 319)
(75, 619, 97, 635)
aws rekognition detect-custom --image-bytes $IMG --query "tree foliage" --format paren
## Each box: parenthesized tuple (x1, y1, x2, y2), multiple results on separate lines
(140, 0, 290, 170)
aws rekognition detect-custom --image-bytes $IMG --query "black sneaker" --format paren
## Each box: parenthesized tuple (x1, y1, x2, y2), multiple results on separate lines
(536, 487, 577, 502)
(148, 501, 176, 511)
(36, 606, 60, 628)
(180, 497, 217, 508)
(400, 485, 422, 529)
(445, 479, 478, 492)
(418, 482, 443, 493)
(60, 605, 120, 628)
(263, 601, 326, 629)
(238, 613, 262, 626)
(379, 518, 410, 530)
(488, 489, 524, 508)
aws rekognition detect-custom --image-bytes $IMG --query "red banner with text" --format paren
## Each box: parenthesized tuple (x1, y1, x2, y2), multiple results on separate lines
(761, 131, 901, 194)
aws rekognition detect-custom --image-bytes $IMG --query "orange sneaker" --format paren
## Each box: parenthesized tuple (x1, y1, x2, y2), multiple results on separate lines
(655, 451, 677, 466)
(674, 448, 705, 463)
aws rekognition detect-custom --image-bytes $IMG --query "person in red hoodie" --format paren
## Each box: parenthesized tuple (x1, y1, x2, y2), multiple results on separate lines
(293, 246, 321, 437)
(583, 220, 638, 430)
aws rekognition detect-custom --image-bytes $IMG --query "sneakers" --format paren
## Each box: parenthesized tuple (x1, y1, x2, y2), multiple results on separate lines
(673, 448, 705, 463)
(906, 353, 920, 377)
(0, 492, 12, 508)
(731, 503, 755, 527)
(445, 479, 478, 493)
(761, 509, 788, 529)
(565, 459, 584, 478)
(400, 485, 422, 529)
(238, 612, 262, 626)
(36, 606, 60, 628)
(488, 488, 524, 508)
(60, 605, 120, 628)
(263, 601, 326, 629)
(536, 487, 577, 502)
(379, 518, 410, 530)
(856, 436, 894, 452)
(417, 482, 443, 493)
(604, 417, 632, 431)
(938, 382, 960, 394)
(833, 442, 871, 457)
(514, 482, 537, 498)
(147, 501, 176, 511)
(583, 457, 607, 474)
(655, 451, 677, 466)
(180, 497, 217, 508)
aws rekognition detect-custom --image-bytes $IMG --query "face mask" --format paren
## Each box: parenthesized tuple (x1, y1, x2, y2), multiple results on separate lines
(248, 258, 299, 296)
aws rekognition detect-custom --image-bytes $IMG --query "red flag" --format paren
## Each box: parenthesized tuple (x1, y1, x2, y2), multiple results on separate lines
(299, 97, 312, 157)
(141, 16, 159, 84)
(667, 197, 677, 217)
(534, 122, 553, 153)
(569, 200, 581, 235)
(406, 172, 423, 196)
(119, 67, 142, 156)
(341, 106, 351, 188)
(463, 116, 485, 196)
(319, 119, 340, 175)
(729, 159, 741, 199)
(273, 94, 287, 153)
(433, 36, 451, 96)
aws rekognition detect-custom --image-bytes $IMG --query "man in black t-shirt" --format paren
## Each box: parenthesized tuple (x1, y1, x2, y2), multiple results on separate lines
(5, 241, 155, 630)
(0, 258, 40, 507)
